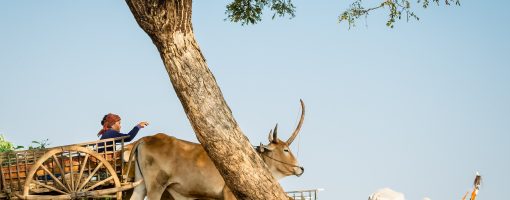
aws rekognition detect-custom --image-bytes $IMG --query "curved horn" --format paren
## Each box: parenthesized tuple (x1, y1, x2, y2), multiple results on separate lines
(286, 99, 305, 145)
(272, 124, 278, 143)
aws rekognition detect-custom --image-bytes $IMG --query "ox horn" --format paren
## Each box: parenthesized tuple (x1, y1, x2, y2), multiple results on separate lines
(286, 99, 305, 145)
(272, 124, 279, 143)
(267, 129, 274, 143)
(267, 125, 279, 143)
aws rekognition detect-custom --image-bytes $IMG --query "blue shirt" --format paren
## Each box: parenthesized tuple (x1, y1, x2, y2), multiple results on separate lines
(98, 125, 141, 152)
(99, 125, 141, 142)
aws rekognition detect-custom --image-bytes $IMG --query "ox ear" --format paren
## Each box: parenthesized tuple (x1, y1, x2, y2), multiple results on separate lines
(257, 143, 272, 153)
(257, 142, 265, 153)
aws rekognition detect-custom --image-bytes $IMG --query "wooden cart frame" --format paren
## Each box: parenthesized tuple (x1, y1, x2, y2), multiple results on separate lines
(0, 136, 142, 199)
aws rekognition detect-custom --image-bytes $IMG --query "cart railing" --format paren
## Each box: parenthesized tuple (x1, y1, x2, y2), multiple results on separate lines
(286, 189, 323, 200)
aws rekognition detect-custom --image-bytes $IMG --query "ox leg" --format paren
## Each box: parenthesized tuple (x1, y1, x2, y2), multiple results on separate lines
(167, 188, 192, 200)
(144, 170, 171, 200)
(160, 189, 176, 200)
(146, 185, 167, 200)
(222, 186, 237, 200)
(130, 159, 147, 200)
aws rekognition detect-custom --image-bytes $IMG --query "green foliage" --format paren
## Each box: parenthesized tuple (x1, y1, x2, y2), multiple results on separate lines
(0, 135, 24, 153)
(0, 135, 50, 152)
(339, 0, 461, 29)
(225, 0, 460, 28)
(226, 0, 295, 25)
(28, 139, 50, 150)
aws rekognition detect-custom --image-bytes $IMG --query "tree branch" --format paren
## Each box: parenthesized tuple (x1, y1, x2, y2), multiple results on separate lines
(339, 0, 461, 29)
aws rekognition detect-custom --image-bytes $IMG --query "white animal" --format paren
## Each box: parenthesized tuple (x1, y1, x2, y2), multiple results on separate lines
(368, 188, 405, 200)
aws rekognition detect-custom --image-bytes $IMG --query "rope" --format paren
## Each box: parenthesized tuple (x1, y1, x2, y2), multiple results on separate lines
(261, 153, 301, 168)
(135, 142, 145, 181)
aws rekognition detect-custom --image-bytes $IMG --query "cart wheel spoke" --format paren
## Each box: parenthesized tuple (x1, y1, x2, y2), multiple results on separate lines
(68, 151, 75, 192)
(39, 164, 71, 193)
(52, 154, 72, 190)
(74, 153, 89, 191)
(30, 179, 68, 195)
(82, 176, 114, 192)
(76, 162, 103, 192)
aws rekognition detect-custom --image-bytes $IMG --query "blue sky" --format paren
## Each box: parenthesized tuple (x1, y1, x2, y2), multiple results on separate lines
(1, 1, 509, 199)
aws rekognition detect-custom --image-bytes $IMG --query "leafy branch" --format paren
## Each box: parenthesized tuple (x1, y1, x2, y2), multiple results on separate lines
(225, 0, 460, 27)
(0, 135, 24, 153)
(28, 139, 50, 150)
(339, 0, 461, 29)
(0, 135, 50, 152)
(226, 0, 295, 25)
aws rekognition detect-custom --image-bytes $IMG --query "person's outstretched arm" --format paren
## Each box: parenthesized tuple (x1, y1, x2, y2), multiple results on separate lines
(124, 121, 148, 142)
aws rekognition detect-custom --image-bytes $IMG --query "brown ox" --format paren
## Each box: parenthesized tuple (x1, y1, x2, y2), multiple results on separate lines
(128, 100, 305, 200)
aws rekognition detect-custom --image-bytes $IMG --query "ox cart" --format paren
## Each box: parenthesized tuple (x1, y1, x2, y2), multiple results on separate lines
(0, 136, 141, 199)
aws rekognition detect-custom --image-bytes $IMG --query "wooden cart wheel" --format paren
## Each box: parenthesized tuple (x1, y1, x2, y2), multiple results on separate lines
(21, 146, 122, 199)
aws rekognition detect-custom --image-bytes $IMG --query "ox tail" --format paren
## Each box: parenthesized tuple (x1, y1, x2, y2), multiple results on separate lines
(124, 138, 146, 182)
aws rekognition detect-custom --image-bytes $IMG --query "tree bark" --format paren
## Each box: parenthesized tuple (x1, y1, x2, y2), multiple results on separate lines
(125, 0, 289, 199)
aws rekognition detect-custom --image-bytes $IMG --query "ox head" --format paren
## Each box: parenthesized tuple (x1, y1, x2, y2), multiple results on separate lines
(256, 99, 305, 179)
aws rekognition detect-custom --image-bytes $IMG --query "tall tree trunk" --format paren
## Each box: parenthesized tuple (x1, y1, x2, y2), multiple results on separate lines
(125, 0, 289, 199)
